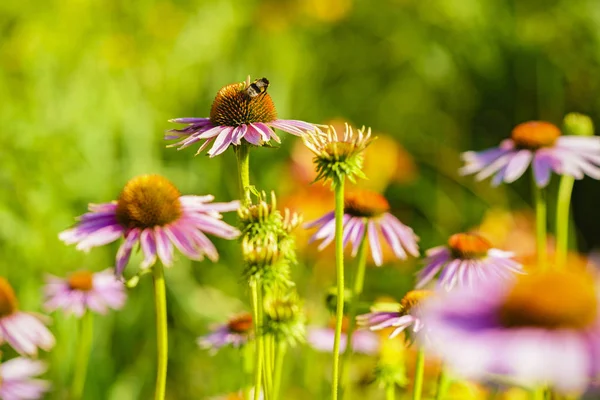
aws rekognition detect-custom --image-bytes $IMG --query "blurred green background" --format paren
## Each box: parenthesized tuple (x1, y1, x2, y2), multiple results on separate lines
(2, 0, 600, 398)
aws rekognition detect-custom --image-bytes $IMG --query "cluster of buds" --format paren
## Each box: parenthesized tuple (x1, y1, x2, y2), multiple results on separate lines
(238, 191, 302, 290)
(263, 293, 306, 346)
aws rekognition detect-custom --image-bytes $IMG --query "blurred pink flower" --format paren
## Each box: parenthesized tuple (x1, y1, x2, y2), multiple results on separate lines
(0, 357, 50, 400)
(44, 269, 127, 317)
(0, 278, 55, 357)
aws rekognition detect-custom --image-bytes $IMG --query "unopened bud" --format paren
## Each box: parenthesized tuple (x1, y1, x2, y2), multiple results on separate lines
(563, 113, 594, 137)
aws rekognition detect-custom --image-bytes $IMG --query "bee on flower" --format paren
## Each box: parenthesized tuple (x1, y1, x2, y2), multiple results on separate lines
(166, 76, 317, 157)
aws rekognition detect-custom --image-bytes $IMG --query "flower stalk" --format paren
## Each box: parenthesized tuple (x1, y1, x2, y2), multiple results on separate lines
(386, 383, 395, 400)
(272, 341, 287, 400)
(236, 143, 252, 206)
(533, 175, 547, 271)
(153, 263, 168, 400)
(413, 349, 425, 400)
(434, 367, 449, 400)
(71, 311, 94, 400)
(332, 176, 346, 400)
(250, 281, 265, 400)
(555, 176, 574, 269)
(340, 235, 368, 391)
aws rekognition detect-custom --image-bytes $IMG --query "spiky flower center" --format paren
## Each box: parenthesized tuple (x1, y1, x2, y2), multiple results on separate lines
(116, 175, 182, 229)
(511, 121, 561, 149)
(399, 290, 432, 315)
(448, 233, 492, 259)
(344, 190, 390, 218)
(209, 82, 277, 127)
(0, 278, 18, 317)
(227, 313, 253, 334)
(498, 272, 597, 330)
(323, 142, 356, 160)
(68, 271, 94, 291)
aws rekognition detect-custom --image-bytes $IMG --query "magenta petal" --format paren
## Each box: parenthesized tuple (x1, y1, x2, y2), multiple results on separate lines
(232, 125, 247, 145)
(208, 127, 235, 157)
(115, 229, 140, 276)
(503, 149, 533, 183)
(244, 126, 263, 145)
(140, 229, 157, 269)
(367, 220, 383, 266)
(532, 152, 553, 187)
(250, 123, 271, 141)
(154, 227, 174, 267)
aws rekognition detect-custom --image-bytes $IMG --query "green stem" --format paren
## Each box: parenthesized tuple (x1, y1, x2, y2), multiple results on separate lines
(235, 143, 251, 206)
(555, 176, 574, 269)
(533, 177, 547, 270)
(242, 344, 253, 400)
(531, 387, 545, 400)
(413, 349, 425, 400)
(272, 341, 287, 400)
(340, 235, 368, 395)
(386, 383, 395, 400)
(251, 281, 264, 400)
(331, 177, 346, 400)
(434, 367, 449, 400)
(263, 334, 274, 397)
(70, 311, 94, 400)
(153, 263, 168, 400)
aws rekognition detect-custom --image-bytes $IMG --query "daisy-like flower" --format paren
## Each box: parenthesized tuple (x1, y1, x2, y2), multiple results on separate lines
(307, 317, 379, 354)
(44, 269, 127, 317)
(166, 76, 316, 157)
(303, 124, 373, 186)
(421, 270, 600, 393)
(0, 357, 50, 400)
(198, 313, 253, 353)
(416, 232, 523, 291)
(305, 190, 419, 266)
(59, 174, 240, 275)
(460, 121, 600, 187)
(358, 290, 431, 340)
(0, 278, 55, 357)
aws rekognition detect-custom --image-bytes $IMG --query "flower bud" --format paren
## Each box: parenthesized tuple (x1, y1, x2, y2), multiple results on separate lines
(263, 293, 305, 345)
(563, 113, 594, 137)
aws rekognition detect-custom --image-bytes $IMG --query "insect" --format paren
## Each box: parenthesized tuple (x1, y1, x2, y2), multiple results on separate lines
(245, 77, 270, 98)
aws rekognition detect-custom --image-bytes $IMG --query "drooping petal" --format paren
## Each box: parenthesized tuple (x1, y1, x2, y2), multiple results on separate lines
(367, 220, 383, 266)
(115, 229, 140, 276)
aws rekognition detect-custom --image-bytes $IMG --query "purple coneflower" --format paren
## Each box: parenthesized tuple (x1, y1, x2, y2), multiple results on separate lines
(305, 190, 419, 266)
(307, 318, 379, 354)
(44, 269, 126, 317)
(0, 357, 50, 400)
(416, 233, 523, 291)
(460, 121, 600, 187)
(198, 313, 253, 353)
(59, 174, 240, 275)
(166, 77, 316, 157)
(421, 270, 600, 393)
(0, 278, 55, 357)
(358, 290, 431, 339)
